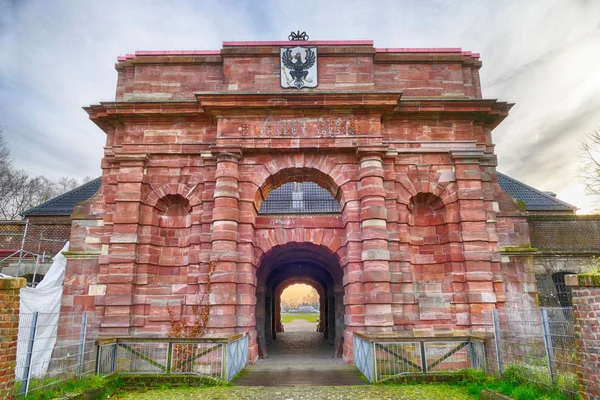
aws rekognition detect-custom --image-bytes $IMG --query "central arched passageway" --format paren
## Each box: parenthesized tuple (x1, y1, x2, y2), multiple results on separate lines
(234, 243, 365, 386)
(254, 243, 345, 361)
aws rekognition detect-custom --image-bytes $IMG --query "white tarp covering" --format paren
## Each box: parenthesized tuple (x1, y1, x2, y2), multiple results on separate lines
(16, 242, 69, 379)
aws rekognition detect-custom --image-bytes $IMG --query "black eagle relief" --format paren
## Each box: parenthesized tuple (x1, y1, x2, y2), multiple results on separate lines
(280, 46, 318, 89)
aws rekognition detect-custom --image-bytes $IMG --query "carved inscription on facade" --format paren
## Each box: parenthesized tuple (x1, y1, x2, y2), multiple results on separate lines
(222, 117, 357, 137)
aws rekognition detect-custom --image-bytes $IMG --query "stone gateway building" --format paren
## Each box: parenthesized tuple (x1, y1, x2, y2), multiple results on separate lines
(63, 39, 537, 363)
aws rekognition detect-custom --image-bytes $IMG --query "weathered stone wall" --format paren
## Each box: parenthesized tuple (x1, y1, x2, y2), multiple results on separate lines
(0, 277, 26, 400)
(64, 41, 534, 363)
(115, 44, 482, 101)
(529, 214, 600, 252)
(566, 273, 600, 399)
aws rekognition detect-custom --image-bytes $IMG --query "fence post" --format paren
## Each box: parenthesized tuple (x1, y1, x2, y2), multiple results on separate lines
(492, 309, 504, 376)
(77, 312, 88, 378)
(540, 308, 556, 382)
(111, 342, 118, 374)
(21, 311, 39, 396)
(16, 220, 29, 277)
(420, 341, 427, 374)
(166, 342, 173, 374)
(468, 341, 475, 369)
(221, 342, 226, 381)
(372, 342, 378, 383)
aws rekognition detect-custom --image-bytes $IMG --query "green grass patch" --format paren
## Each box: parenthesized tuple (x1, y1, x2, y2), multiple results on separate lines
(280, 312, 319, 324)
(443, 367, 576, 400)
(17, 375, 106, 400)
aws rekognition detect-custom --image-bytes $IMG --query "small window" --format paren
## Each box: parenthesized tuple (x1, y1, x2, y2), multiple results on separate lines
(259, 182, 340, 214)
(552, 272, 573, 308)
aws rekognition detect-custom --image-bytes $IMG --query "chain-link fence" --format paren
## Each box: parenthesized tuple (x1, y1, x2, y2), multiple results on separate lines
(15, 312, 100, 397)
(485, 307, 578, 397)
(0, 220, 70, 284)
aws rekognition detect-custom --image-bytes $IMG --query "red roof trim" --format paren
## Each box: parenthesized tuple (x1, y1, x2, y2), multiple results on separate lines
(222, 40, 374, 46)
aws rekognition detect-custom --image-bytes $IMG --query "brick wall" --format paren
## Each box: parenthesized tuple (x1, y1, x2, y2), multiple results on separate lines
(566, 273, 600, 400)
(0, 277, 26, 400)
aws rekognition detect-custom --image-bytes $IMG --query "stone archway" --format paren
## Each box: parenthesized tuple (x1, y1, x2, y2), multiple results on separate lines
(275, 278, 325, 334)
(255, 243, 344, 359)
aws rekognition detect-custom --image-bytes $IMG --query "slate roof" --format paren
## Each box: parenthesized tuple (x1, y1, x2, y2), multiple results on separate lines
(18, 172, 576, 217)
(21, 178, 101, 217)
(497, 172, 577, 212)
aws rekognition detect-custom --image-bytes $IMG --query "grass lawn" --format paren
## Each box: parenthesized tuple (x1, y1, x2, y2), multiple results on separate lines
(117, 384, 477, 399)
(280, 312, 319, 324)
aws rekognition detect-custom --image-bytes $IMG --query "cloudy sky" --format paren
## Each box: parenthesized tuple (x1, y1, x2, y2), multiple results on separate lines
(1, 0, 599, 212)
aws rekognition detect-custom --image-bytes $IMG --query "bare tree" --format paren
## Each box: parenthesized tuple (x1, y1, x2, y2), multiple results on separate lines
(0, 127, 91, 220)
(0, 127, 10, 173)
(581, 128, 600, 210)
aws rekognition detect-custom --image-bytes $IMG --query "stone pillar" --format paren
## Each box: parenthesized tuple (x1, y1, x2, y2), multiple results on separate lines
(451, 150, 497, 329)
(566, 273, 600, 400)
(209, 151, 241, 334)
(99, 153, 148, 335)
(0, 277, 26, 400)
(357, 149, 394, 331)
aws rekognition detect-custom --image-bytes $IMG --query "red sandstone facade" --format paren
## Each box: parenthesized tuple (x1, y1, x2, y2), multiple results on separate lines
(63, 40, 536, 362)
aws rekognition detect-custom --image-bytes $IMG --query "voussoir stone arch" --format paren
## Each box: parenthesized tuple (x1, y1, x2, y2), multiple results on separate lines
(143, 182, 203, 209)
(395, 170, 459, 208)
(245, 154, 358, 212)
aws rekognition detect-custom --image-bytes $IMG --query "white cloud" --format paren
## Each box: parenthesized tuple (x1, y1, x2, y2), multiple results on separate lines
(1, 0, 599, 211)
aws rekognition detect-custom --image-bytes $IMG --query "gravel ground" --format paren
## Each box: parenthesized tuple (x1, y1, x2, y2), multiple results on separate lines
(117, 384, 475, 400)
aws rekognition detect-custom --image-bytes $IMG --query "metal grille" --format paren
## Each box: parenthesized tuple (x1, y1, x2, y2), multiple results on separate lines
(259, 182, 340, 214)
(552, 273, 573, 308)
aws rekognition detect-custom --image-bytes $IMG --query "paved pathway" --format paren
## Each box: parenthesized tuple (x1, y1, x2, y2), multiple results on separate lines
(283, 318, 317, 332)
(232, 330, 364, 386)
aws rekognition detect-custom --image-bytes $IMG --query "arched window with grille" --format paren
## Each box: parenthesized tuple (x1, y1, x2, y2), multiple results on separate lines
(259, 182, 340, 214)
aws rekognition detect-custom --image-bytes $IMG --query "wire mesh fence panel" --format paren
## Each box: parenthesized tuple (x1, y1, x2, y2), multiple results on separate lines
(225, 335, 248, 381)
(96, 344, 117, 377)
(374, 342, 423, 381)
(353, 335, 374, 382)
(424, 341, 477, 372)
(170, 342, 224, 378)
(116, 342, 169, 374)
(0, 221, 70, 285)
(544, 307, 579, 396)
(15, 312, 99, 397)
(486, 307, 578, 397)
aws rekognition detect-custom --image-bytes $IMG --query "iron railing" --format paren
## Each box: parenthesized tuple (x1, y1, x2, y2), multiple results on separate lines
(353, 333, 486, 383)
(96, 334, 248, 382)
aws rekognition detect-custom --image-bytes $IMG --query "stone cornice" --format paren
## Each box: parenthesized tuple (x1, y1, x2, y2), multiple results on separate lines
(395, 99, 513, 129)
(84, 97, 512, 131)
(194, 91, 403, 112)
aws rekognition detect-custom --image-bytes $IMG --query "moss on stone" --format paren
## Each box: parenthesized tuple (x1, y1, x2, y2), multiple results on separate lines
(578, 272, 600, 287)
(499, 246, 537, 253)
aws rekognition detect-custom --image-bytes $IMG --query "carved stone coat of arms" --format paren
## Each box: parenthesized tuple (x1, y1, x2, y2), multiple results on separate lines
(280, 46, 318, 89)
